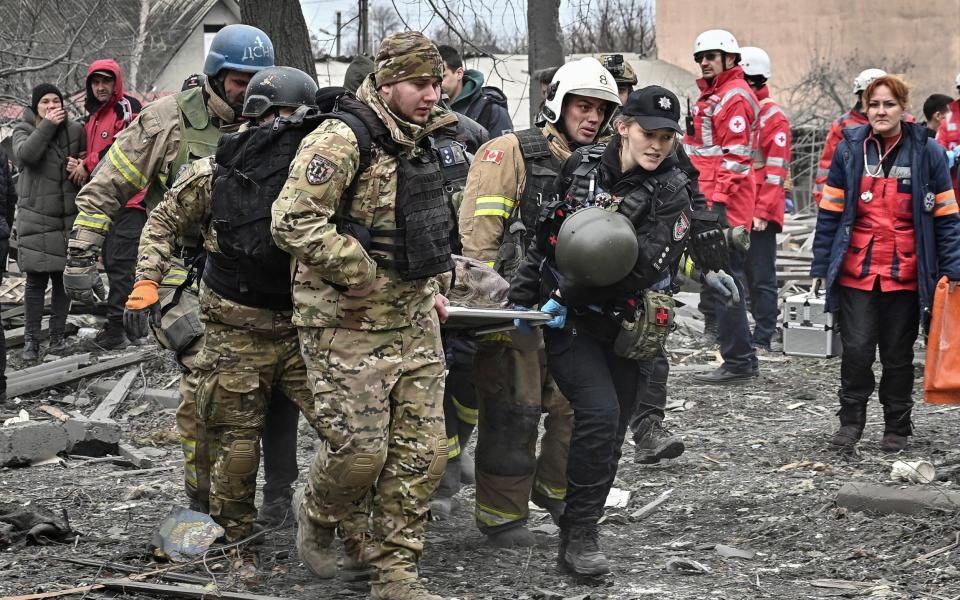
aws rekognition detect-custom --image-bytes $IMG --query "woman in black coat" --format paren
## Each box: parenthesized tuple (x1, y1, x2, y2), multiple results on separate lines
(12, 84, 85, 360)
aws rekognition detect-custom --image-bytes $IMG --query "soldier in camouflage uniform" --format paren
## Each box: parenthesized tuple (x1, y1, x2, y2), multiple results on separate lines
(61, 26, 300, 517)
(271, 32, 456, 600)
(122, 67, 321, 545)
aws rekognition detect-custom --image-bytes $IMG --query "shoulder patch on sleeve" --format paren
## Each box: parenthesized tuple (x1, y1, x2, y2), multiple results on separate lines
(306, 154, 338, 185)
(480, 149, 504, 164)
(673, 212, 690, 241)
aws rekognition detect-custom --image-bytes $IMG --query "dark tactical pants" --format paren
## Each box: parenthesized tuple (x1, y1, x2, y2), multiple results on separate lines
(837, 282, 919, 435)
(102, 207, 147, 324)
(745, 227, 779, 349)
(543, 324, 641, 526)
(716, 247, 758, 374)
(473, 335, 572, 533)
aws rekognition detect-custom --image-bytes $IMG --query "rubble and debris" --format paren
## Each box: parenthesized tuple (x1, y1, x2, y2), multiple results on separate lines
(0, 502, 76, 549)
(889, 459, 936, 484)
(665, 558, 711, 575)
(6, 350, 157, 398)
(836, 482, 960, 515)
(90, 368, 139, 420)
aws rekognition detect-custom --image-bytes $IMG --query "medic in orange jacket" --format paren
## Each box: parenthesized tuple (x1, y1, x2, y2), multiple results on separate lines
(752, 85, 791, 231)
(682, 65, 759, 230)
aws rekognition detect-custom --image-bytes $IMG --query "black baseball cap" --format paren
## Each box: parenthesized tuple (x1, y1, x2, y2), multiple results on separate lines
(621, 85, 682, 133)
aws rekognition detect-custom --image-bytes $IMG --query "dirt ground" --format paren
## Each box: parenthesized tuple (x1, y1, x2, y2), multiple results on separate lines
(2, 330, 960, 600)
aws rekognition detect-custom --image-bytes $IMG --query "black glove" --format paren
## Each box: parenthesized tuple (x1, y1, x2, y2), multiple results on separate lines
(123, 280, 162, 340)
(63, 254, 107, 306)
(688, 210, 730, 273)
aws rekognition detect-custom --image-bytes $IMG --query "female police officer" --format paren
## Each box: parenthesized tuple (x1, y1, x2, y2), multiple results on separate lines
(509, 85, 699, 576)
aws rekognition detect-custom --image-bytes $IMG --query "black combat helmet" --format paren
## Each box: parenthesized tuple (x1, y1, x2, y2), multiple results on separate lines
(241, 66, 319, 118)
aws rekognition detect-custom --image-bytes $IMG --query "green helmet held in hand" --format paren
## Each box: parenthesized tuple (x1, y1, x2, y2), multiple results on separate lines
(555, 206, 639, 287)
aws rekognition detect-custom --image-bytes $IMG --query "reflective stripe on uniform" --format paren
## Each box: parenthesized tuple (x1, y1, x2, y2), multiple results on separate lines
(181, 436, 197, 487)
(724, 144, 753, 157)
(934, 189, 959, 216)
(475, 502, 524, 528)
(453, 396, 478, 425)
(820, 184, 845, 212)
(534, 478, 566, 500)
(766, 157, 788, 168)
(760, 104, 784, 128)
(479, 332, 513, 343)
(161, 266, 189, 286)
(74, 210, 113, 232)
(447, 435, 461, 459)
(107, 144, 149, 190)
(474, 195, 515, 218)
(765, 174, 785, 186)
(683, 143, 723, 157)
(720, 160, 751, 174)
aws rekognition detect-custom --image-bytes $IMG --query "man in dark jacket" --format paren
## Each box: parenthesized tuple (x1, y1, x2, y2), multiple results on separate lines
(438, 45, 513, 138)
(82, 59, 146, 349)
(0, 147, 15, 402)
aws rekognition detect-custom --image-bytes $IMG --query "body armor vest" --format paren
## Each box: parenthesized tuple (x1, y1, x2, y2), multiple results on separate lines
(493, 128, 562, 280)
(202, 111, 321, 310)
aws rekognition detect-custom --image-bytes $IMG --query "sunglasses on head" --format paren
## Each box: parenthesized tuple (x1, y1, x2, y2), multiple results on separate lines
(694, 51, 722, 63)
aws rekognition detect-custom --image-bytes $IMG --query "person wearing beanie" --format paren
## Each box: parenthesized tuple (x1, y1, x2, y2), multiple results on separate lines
(343, 54, 374, 93)
(12, 83, 85, 361)
(272, 31, 461, 600)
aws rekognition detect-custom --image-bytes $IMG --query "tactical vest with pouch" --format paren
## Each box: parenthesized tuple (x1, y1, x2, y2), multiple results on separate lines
(202, 108, 319, 310)
(493, 128, 562, 280)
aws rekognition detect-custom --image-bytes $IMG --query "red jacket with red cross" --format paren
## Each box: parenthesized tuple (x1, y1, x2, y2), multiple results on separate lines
(935, 97, 960, 192)
(812, 108, 868, 206)
(751, 86, 791, 231)
(682, 66, 759, 230)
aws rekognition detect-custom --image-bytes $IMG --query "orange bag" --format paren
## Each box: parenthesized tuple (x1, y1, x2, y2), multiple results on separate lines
(924, 276, 960, 404)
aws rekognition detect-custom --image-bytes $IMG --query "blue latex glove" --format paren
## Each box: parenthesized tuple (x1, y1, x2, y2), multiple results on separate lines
(513, 305, 535, 333)
(703, 269, 741, 306)
(541, 298, 567, 329)
(947, 148, 958, 170)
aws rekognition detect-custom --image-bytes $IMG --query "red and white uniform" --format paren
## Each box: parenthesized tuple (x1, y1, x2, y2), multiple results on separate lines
(751, 86, 791, 231)
(935, 97, 960, 193)
(682, 65, 759, 230)
(813, 109, 868, 205)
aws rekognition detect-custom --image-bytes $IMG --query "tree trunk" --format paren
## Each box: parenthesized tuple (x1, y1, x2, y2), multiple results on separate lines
(527, 0, 564, 124)
(241, 0, 317, 84)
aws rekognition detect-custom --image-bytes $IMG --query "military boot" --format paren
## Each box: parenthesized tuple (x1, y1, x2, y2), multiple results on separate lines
(341, 532, 373, 584)
(484, 524, 536, 548)
(257, 489, 294, 528)
(830, 401, 866, 451)
(633, 416, 685, 464)
(370, 579, 445, 600)
(293, 488, 336, 578)
(91, 319, 128, 350)
(430, 458, 461, 520)
(559, 522, 610, 576)
(22, 333, 39, 361)
(47, 328, 68, 354)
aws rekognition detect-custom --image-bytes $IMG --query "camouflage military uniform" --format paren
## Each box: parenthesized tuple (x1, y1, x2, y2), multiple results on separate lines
(271, 66, 455, 587)
(135, 157, 310, 541)
(70, 80, 238, 507)
(458, 122, 574, 535)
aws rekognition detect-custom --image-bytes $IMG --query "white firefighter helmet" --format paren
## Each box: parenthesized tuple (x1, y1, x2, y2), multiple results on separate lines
(955, 72, 960, 89)
(693, 29, 741, 57)
(853, 68, 887, 95)
(739, 47, 771, 80)
(542, 57, 621, 131)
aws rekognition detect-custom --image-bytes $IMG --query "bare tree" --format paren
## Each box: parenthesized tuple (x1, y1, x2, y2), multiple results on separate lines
(242, 0, 317, 84)
(567, 0, 656, 57)
(369, 3, 404, 54)
(527, 0, 563, 122)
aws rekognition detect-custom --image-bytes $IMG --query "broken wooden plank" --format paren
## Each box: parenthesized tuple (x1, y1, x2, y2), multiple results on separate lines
(6, 351, 157, 398)
(90, 368, 139, 420)
(8, 354, 92, 382)
(48, 557, 211, 585)
(88, 381, 180, 409)
(97, 580, 289, 600)
(631, 488, 674, 521)
(38, 404, 70, 422)
(118, 442, 155, 469)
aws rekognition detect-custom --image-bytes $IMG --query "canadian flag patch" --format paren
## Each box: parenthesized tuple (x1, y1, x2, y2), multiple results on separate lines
(481, 149, 504, 164)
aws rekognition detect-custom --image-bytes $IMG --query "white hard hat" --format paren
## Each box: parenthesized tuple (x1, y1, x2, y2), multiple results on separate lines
(853, 68, 887, 94)
(955, 72, 960, 89)
(693, 29, 741, 56)
(543, 57, 621, 131)
(739, 47, 771, 80)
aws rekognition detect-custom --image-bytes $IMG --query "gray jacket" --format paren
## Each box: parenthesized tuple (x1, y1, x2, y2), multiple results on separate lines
(12, 108, 84, 273)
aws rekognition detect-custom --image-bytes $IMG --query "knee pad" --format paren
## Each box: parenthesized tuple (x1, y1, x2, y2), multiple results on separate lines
(223, 440, 259, 477)
(337, 450, 386, 487)
(427, 435, 448, 480)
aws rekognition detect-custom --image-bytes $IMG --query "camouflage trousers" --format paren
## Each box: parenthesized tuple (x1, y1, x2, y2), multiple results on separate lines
(192, 320, 310, 541)
(297, 312, 446, 584)
(473, 340, 572, 532)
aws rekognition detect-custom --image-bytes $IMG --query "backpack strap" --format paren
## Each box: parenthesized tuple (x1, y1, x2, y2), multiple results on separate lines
(514, 127, 552, 160)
